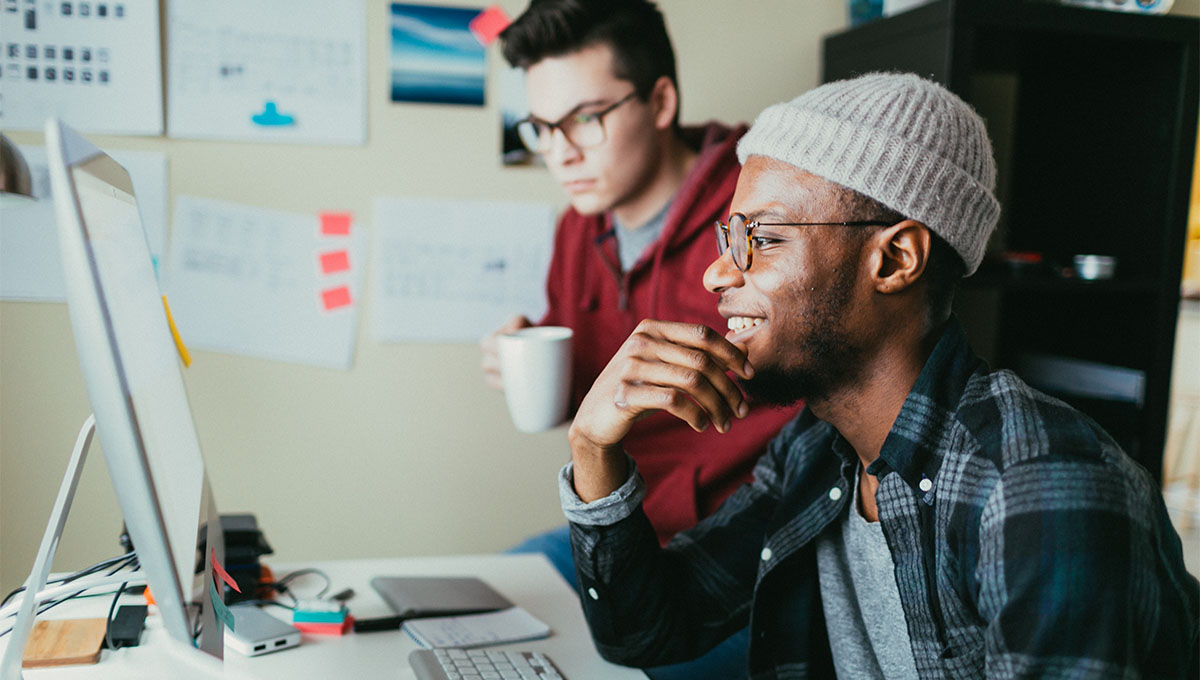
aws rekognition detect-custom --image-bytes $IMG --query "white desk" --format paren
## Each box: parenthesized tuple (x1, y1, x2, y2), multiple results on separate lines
(2, 554, 647, 679)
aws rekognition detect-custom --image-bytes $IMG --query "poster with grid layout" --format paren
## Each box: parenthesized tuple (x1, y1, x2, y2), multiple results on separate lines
(0, 0, 162, 134)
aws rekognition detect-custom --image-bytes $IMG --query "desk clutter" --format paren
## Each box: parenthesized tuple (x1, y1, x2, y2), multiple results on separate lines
(21, 619, 107, 669)
(1, 554, 636, 677)
(200, 513, 275, 604)
(291, 599, 353, 636)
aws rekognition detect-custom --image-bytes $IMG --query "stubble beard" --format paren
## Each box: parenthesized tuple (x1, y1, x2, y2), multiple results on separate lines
(737, 267, 865, 408)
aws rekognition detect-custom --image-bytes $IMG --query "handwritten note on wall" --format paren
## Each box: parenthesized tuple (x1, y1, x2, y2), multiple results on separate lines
(371, 197, 556, 342)
(163, 196, 363, 369)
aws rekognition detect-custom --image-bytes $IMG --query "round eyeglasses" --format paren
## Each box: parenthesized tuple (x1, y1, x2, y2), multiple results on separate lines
(714, 212, 897, 272)
(515, 91, 638, 154)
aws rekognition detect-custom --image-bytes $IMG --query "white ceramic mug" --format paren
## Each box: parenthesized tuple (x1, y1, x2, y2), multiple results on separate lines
(497, 326, 573, 433)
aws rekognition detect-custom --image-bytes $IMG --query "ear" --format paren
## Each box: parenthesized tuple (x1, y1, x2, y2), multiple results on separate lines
(650, 76, 678, 131)
(867, 220, 931, 295)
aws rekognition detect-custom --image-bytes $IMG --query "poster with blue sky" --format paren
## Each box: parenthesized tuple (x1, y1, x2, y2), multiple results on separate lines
(390, 3, 486, 106)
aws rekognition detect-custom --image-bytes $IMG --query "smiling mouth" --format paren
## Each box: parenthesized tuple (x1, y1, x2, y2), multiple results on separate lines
(726, 316, 765, 342)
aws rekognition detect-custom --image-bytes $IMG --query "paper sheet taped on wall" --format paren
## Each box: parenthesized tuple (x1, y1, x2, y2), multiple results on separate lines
(163, 196, 364, 369)
(371, 197, 556, 343)
(166, 0, 366, 145)
(1, 146, 168, 301)
(0, 0, 163, 134)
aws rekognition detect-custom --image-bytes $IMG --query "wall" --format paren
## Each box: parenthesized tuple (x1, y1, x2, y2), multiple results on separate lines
(0, 0, 845, 594)
(5, 0, 1198, 597)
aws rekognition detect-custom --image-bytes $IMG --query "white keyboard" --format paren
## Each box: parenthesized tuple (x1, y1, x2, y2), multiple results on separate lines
(408, 648, 566, 680)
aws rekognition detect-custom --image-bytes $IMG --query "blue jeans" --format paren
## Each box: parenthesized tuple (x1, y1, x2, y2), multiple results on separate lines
(507, 525, 750, 680)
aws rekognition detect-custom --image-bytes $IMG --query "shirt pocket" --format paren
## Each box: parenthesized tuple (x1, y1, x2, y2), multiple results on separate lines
(936, 637, 984, 678)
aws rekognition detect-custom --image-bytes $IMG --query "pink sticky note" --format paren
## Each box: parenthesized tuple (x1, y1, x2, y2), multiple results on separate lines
(469, 5, 510, 46)
(320, 212, 352, 237)
(319, 250, 351, 274)
(321, 286, 353, 311)
(211, 548, 241, 593)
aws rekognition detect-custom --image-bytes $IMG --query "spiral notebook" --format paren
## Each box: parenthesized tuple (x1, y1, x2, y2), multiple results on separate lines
(401, 607, 551, 649)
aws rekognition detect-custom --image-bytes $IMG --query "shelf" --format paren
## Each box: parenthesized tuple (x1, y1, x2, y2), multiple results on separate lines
(961, 273, 1162, 295)
(822, 0, 1198, 482)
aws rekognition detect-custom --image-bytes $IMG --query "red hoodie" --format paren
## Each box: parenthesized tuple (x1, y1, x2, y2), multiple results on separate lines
(540, 122, 803, 545)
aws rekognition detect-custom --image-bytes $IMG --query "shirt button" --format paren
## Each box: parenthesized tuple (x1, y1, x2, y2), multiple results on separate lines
(828, 486, 843, 501)
(919, 477, 933, 492)
(587, 587, 599, 601)
(760, 547, 772, 562)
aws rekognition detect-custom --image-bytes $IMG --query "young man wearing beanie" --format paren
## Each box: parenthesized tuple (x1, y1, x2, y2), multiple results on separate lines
(560, 72, 1199, 678)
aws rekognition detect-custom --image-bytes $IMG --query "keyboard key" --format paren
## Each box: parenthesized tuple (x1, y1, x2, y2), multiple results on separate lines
(409, 649, 567, 680)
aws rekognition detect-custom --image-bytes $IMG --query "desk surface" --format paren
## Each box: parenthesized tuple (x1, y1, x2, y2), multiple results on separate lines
(2, 554, 646, 679)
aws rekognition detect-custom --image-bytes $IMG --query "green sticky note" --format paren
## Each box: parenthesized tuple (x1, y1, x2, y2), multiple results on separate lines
(209, 579, 234, 633)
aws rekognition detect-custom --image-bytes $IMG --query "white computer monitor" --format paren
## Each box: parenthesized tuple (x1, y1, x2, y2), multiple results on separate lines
(42, 119, 225, 654)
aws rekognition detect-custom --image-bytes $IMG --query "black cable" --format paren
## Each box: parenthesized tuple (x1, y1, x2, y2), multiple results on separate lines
(0, 555, 140, 639)
(2, 555, 136, 620)
(190, 602, 202, 640)
(276, 568, 331, 595)
(0, 553, 134, 609)
(104, 581, 129, 651)
(0, 587, 123, 639)
(270, 568, 331, 606)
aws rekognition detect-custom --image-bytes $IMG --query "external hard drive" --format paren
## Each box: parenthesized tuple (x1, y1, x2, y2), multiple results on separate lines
(224, 605, 301, 656)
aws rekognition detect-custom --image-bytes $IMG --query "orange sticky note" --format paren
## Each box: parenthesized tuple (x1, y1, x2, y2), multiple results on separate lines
(319, 250, 351, 274)
(319, 212, 352, 237)
(469, 5, 510, 46)
(211, 548, 241, 593)
(321, 286, 353, 311)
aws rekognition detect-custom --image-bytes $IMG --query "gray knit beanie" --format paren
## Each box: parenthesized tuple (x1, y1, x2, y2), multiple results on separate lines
(737, 72, 1000, 275)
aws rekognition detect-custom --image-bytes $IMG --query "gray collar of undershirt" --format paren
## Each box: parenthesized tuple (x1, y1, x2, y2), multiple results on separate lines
(611, 199, 672, 273)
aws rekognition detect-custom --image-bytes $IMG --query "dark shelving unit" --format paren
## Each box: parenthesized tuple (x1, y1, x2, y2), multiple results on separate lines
(824, 0, 1198, 481)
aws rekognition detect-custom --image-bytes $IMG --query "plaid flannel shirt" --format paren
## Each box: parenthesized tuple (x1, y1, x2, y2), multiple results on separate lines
(563, 318, 1199, 679)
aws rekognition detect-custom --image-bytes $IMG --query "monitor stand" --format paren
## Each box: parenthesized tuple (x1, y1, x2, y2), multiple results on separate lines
(1, 415, 99, 679)
(0, 416, 229, 680)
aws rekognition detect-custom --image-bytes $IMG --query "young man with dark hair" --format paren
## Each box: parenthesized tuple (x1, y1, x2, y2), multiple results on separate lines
(480, 1, 800, 676)
(560, 72, 1199, 678)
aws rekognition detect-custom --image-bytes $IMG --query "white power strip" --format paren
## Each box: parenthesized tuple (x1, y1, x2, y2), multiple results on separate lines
(223, 606, 302, 657)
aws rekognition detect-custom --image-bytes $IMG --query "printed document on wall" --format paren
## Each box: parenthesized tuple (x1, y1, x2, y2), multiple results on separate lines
(372, 197, 555, 343)
(1, 146, 168, 301)
(166, 0, 366, 145)
(164, 196, 364, 369)
(0, 0, 163, 134)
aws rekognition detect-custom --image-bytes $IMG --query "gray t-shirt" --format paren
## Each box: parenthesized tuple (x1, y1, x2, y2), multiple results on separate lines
(611, 199, 671, 273)
(815, 466, 919, 680)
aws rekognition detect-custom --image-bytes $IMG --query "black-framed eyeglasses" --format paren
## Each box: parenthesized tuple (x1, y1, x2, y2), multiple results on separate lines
(714, 212, 896, 272)
(515, 91, 639, 154)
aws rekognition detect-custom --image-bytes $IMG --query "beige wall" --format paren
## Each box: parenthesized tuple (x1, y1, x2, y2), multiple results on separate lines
(5, 0, 1198, 597)
(0, 0, 845, 594)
